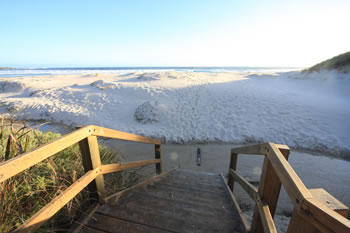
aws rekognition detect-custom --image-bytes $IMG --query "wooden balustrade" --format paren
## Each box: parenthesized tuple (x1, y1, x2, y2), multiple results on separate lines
(0, 125, 162, 233)
(226, 142, 350, 233)
(1, 126, 349, 233)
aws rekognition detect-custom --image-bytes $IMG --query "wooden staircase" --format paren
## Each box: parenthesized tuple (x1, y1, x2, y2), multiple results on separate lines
(78, 170, 242, 233)
(1, 125, 349, 233)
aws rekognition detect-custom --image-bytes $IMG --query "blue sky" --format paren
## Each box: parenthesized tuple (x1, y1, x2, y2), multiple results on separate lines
(0, 0, 349, 67)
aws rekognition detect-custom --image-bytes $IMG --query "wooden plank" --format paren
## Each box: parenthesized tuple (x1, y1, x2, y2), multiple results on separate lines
(299, 198, 350, 233)
(96, 201, 238, 233)
(229, 168, 258, 200)
(79, 136, 106, 202)
(77, 226, 106, 233)
(92, 125, 161, 144)
(309, 188, 349, 217)
(79, 138, 98, 202)
(275, 144, 290, 150)
(264, 143, 312, 207)
(14, 167, 101, 233)
(104, 168, 177, 204)
(231, 143, 267, 155)
(152, 180, 224, 196)
(155, 144, 162, 174)
(287, 197, 349, 233)
(220, 174, 250, 233)
(251, 145, 290, 233)
(99, 198, 237, 232)
(134, 185, 229, 207)
(287, 208, 321, 233)
(0, 126, 92, 183)
(101, 159, 161, 175)
(78, 226, 106, 233)
(163, 173, 223, 189)
(286, 188, 350, 233)
(256, 196, 278, 233)
(85, 213, 173, 233)
(228, 152, 238, 190)
(129, 190, 232, 213)
(87, 136, 105, 200)
(100, 171, 241, 233)
(70, 203, 100, 233)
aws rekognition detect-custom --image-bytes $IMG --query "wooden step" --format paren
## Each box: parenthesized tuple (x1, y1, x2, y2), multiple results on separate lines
(84, 212, 174, 233)
(126, 186, 230, 206)
(94, 204, 237, 233)
(77, 169, 243, 233)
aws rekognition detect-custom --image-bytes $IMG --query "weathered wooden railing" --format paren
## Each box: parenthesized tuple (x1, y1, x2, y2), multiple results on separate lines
(225, 142, 350, 233)
(0, 125, 162, 233)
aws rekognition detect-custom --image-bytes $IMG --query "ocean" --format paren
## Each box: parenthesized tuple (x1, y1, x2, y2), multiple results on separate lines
(0, 67, 301, 77)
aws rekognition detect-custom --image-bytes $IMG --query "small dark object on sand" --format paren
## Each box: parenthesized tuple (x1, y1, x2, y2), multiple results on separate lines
(197, 148, 201, 166)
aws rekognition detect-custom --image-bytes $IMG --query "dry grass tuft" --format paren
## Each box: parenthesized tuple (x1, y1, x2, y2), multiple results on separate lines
(0, 118, 137, 232)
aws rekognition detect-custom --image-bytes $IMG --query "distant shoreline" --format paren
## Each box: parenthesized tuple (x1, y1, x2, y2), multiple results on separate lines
(0, 66, 302, 70)
(0, 66, 301, 78)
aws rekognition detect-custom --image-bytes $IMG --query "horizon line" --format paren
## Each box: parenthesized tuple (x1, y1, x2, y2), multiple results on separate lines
(1, 66, 304, 70)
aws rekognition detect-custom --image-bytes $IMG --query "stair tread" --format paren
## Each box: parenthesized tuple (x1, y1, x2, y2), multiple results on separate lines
(78, 170, 243, 233)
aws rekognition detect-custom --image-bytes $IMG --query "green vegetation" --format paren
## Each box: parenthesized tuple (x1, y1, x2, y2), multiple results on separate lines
(0, 120, 137, 232)
(303, 51, 350, 73)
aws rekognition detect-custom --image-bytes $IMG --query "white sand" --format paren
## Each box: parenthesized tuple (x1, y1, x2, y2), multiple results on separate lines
(0, 71, 349, 159)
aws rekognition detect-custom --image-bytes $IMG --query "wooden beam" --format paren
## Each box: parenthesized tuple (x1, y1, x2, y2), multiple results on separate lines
(79, 136, 106, 202)
(231, 143, 267, 155)
(87, 136, 105, 200)
(155, 144, 162, 174)
(92, 126, 161, 144)
(263, 143, 312, 207)
(14, 167, 101, 233)
(275, 144, 290, 151)
(220, 174, 250, 233)
(309, 188, 349, 218)
(104, 168, 177, 204)
(0, 126, 92, 183)
(256, 196, 278, 233)
(287, 193, 350, 233)
(229, 168, 258, 200)
(299, 198, 350, 233)
(101, 159, 161, 175)
(228, 152, 238, 190)
(251, 145, 290, 233)
(288, 207, 325, 233)
(79, 137, 98, 202)
(70, 203, 100, 233)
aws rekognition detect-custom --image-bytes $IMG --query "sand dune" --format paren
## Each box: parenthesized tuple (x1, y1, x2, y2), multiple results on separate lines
(1, 71, 349, 159)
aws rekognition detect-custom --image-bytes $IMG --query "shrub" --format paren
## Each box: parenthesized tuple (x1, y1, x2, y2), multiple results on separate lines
(0, 120, 133, 232)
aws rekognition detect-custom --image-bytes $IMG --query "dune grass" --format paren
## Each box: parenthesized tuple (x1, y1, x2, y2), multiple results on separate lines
(303, 51, 350, 73)
(0, 120, 135, 232)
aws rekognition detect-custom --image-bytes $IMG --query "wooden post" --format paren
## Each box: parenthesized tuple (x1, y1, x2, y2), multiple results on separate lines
(228, 151, 238, 191)
(251, 147, 290, 233)
(79, 136, 106, 203)
(287, 188, 350, 233)
(155, 144, 162, 174)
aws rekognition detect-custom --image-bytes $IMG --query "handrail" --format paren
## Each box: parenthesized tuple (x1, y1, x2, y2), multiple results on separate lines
(0, 125, 162, 233)
(92, 125, 161, 144)
(263, 143, 312, 207)
(0, 126, 92, 183)
(14, 167, 102, 233)
(227, 142, 350, 233)
(101, 159, 161, 175)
